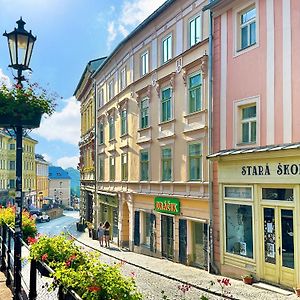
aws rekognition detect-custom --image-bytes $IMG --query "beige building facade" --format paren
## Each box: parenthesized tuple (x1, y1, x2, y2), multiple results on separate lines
(83, 0, 211, 267)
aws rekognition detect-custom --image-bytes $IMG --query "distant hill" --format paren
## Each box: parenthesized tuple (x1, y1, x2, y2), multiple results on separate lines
(65, 167, 80, 197)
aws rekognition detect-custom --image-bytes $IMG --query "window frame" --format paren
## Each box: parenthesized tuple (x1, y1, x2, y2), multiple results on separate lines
(233, 1, 259, 56)
(162, 34, 172, 64)
(241, 104, 256, 144)
(108, 80, 114, 100)
(161, 87, 172, 122)
(188, 142, 202, 181)
(141, 51, 149, 77)
(120, 109, 128, 136)
(120, 67, 127, 90)
(140, 150, 149, 181)
(189, 14, 202, 48)
(98, 122, 104, 145)
(140, 97, 149, 129)
(121, 153, 128, 181)
(161, 147, 172, 181)
(99, 155, 104, 180)
(109, 155, 115, 181)
(223, 185, 255, 260)
(109, 115, 115, 141)
(188, 72, 202, 113)
(238, 5, 256, 51)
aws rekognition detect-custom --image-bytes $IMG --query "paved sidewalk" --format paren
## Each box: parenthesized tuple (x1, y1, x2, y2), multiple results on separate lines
(0, 271, 12, 300)
(68, 225, 298, 300)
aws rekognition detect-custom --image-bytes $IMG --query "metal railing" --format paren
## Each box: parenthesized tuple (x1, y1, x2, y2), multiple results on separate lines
(0, 223, 82, 300)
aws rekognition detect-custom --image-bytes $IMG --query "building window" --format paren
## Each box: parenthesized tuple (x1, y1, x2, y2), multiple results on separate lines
(238, 5, 256, 50)
(224, 186, 253, 259)
(99, 122, 104, 144)
(9, 179, 15, 189)
(98, 88, 104, 108)
(225, 204, 253, 258)
(162, 35, 172, 64)
(120, 109, 127, 136)
(120, 67, 126, 90)
(140, 98, 149, 129)
(140, 150, 149, 181)
(9, 161, 15, 170)
(161, 88, 172, 122)
(121, 153, 128, 181)
(109, 116, 115, 141)
(188, 73, 202, 113)
(241, 105, 256, 143)
(109, 156, 115, 181)
(189, 15, 201, 47)
(142, 212, 155, 248)
(108, 80, 114, 100)
(99, 156, 104, 180)
(141, 51, 149, 76)
(189, 143, 202, 181)
(9, 143, 15, 150)
(161, 148, 172, 181)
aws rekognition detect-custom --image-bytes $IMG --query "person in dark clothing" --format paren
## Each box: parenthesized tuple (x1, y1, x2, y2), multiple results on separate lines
(103, 221, 110, 247)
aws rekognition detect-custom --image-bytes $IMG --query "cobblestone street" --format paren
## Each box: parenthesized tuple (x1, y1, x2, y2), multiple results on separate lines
(68, 223, 298, 300)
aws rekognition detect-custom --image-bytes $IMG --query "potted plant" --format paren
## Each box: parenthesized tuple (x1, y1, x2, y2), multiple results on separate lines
(241, 274, 254, 285)
(0, 82, 56, 129)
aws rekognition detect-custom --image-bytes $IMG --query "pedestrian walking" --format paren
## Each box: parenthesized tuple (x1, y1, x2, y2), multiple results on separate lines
(103, 221, 110, 247)
(97, 222, 104, 247)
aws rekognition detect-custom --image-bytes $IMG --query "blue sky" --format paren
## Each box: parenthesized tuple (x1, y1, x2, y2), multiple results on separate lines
(0, 0, 165, 169)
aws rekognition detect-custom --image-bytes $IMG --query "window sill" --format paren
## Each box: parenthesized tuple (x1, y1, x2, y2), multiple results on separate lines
(120, 133, 129, 138)
(184, 109, 207, 118)
(234, 43, 258, 58)
(158, 118, 175, 126)
(109, 138, 117, 143)
(138, 126, 152, 133)
(236, 142, 257, 147)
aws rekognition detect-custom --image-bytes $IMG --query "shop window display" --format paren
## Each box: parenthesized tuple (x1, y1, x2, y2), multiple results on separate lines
(225, 204, 253, 258)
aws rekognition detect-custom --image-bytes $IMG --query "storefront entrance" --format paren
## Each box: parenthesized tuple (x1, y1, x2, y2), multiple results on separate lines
(262, 206, 295, 287)
(161, 215, 174, 259)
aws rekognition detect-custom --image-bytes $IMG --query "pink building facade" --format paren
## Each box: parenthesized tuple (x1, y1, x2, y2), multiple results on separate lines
(205, 0, 300, 289)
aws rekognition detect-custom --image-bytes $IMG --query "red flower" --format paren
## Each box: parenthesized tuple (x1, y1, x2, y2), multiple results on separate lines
(65, 260, 71, 267)
(69, 254, 77, 261)
(27, 237, 38, 245)
(41, 253, 48, 261)
(87, 286, 101, 292)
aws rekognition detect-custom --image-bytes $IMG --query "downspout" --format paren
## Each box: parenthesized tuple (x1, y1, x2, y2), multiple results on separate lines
(93, 79, 98, 227)
(208, 8, 219, 274)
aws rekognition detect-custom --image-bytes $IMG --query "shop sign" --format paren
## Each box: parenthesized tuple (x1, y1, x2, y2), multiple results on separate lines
(241, 163, 300, 176)
(154, 197, 180, 215)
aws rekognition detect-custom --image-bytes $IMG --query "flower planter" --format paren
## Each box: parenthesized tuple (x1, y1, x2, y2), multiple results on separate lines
(295, 288, 300, 297)
(37, 261, 52, 277)
(0, 110, 42, 129)
(242, 276, 253, 285)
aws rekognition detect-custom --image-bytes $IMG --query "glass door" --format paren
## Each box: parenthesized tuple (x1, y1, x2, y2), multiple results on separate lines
(262, 207, 295, 286)
(161, 215, 174, 260)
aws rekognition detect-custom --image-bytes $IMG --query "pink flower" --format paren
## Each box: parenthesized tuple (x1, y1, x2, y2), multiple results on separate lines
(41, 253, 48, 261)
(130, 271, 136, 278)
(27, 237, 38, 245)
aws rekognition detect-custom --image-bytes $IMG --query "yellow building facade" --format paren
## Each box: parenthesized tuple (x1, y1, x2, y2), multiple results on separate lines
(75, 58, 106, 221)
(84, 0, 211, 267)
(0, 129, 37, 206)
(35, 154, 49, 208)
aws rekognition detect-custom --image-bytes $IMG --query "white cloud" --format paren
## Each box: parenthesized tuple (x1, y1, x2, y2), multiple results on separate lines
(41, 153, 52, 164)
(0, 69, 12, 87)
(107, 21, 117, 48)
(56, 156, 78, 169)
(33, 96, 80, 146)
(106, 0, 165, 45)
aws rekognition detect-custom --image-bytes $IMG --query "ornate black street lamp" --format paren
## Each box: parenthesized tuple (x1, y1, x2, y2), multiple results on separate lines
(3, 18, 36, 299)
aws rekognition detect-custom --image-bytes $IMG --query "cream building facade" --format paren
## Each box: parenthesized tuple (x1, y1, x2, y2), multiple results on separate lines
(35, 154, 49, 208)
(83, 0, 211, 267)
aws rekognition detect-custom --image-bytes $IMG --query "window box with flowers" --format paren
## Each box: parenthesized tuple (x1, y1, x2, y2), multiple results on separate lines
(0, 83, 56, 129)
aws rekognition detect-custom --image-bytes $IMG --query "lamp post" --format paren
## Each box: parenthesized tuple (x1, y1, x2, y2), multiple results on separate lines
(3, 18, 36, 300)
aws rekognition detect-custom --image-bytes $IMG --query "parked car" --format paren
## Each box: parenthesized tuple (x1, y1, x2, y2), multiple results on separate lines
(29, 210, 50, 223)
(65, 206, 74, 211)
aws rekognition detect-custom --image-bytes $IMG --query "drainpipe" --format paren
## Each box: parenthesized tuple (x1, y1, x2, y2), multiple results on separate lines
(207, 9, 219, 275)
(93, 79, 98, 228)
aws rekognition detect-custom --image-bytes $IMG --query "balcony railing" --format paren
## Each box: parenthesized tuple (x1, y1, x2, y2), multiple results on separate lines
(0, 223, 82, 300)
